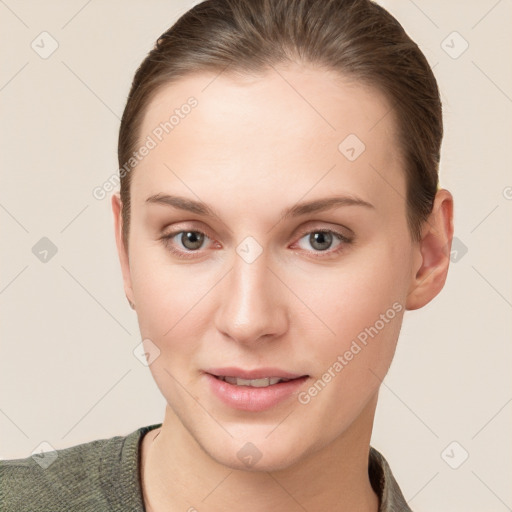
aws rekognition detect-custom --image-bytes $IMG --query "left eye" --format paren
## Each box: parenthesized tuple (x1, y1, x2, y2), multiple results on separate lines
(296, 230, 348, 252)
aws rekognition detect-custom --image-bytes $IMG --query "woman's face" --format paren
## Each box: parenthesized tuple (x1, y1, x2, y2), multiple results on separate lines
(114, 64, 423, 470)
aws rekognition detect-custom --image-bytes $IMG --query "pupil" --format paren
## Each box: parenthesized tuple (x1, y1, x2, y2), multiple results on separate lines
(310, 232, 332, 251)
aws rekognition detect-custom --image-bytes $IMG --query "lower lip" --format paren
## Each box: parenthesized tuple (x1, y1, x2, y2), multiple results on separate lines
(205, 373, 309, 412)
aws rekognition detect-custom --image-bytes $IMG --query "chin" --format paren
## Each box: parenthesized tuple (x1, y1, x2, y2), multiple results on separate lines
(211, 446, 304, 473)
(199, 428, 314, 473)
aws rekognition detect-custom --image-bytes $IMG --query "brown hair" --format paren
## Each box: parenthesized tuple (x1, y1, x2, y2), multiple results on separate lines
(118, 0, 442, 248)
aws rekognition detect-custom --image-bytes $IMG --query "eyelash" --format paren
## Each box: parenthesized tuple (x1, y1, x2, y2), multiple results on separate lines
(159, 227, 353, 260)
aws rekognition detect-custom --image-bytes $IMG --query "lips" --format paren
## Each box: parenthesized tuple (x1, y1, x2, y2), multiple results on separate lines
(204, 367, 310, 411)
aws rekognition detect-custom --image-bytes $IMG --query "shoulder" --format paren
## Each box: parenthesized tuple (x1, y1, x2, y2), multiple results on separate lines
(0, 424, 160, 512)
(369, 445, 413, 512)
(0, 435, 120, 512)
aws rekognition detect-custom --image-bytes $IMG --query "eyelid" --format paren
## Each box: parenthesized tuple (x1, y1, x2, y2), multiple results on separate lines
(293, 223, 353, 242)
(160, 222, 215, 242)
(162, 219, 353, 238)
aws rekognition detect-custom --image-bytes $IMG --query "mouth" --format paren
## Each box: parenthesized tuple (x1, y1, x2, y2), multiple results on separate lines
(205, 367, 309, 386)
(213, 375, 300, 387)
(204, 367, 310, 412)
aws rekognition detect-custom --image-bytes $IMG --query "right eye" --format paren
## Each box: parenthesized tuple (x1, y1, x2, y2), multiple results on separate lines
(160, 230, 215, 259)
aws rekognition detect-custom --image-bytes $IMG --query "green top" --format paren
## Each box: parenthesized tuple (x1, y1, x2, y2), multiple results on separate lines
(0, 423, 412, 511)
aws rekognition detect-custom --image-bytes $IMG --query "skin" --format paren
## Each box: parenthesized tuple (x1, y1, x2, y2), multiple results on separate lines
(112, 62, 453, 512)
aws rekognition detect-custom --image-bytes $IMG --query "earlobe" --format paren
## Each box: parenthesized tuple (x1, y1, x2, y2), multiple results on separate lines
(405, 189, 454, 311)
(111, 192, 136, 310)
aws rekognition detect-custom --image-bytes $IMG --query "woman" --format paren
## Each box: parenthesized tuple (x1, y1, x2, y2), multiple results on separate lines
(1, 0, 453, 510)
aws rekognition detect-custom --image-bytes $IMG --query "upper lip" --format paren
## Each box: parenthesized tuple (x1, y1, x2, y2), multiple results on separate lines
(205, 367, 308, 380)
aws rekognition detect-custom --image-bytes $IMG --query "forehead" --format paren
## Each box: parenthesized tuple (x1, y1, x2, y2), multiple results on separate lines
(132, 64, 404, 214)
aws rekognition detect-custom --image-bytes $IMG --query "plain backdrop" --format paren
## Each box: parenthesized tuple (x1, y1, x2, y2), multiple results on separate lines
(1, 1, 511, 511)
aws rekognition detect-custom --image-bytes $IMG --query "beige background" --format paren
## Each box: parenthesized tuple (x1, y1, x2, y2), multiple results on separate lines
(1, 1, 511, 510)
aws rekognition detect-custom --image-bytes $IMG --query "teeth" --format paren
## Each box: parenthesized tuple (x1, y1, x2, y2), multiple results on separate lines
(219, 376, 290, 387)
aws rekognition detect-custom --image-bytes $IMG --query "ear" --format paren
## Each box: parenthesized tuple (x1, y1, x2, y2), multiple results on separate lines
(111, 192, 135, 309)
(406, 188, 454, 310)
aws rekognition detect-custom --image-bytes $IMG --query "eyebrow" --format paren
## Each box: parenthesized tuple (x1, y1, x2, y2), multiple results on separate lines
(145, 193, 375, 221)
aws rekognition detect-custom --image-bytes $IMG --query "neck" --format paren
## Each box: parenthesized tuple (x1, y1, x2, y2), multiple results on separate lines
(141, 396, 380, 512)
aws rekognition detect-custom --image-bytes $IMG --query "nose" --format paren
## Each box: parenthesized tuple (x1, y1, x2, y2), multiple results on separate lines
(214, 250, 288, 346)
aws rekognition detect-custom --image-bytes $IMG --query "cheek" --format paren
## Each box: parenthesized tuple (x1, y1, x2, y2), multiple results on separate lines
(129, 250, 212, 404)
(293, 254, 405, 429)
(301, 247, 406, 335)
(132, 264, 206, 342)
(128, 238, 221, 363)
(293, 242, 408, 384)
